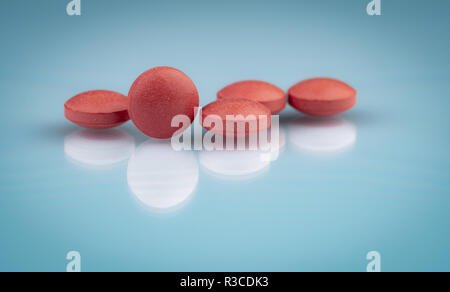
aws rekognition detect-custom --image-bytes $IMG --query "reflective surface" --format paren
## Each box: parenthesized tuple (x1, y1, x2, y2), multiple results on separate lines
(64, 129, 135, 167)
(1, 0, 450, 272)
(288, 117, 356, 154)
(128, 141, 199, 212)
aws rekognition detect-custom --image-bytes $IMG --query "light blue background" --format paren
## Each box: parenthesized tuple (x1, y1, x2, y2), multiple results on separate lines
(0, 0, 449, 272)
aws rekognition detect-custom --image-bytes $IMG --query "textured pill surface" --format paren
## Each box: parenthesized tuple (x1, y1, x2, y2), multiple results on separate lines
(64, 90, 129, 129)
(201, 98, 271, 138)
(288, 78, 357, 117)
(217, 80, 286, 114)
(128, 66, 199, 139)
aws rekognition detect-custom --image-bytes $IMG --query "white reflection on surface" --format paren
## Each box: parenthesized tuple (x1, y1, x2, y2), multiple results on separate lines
(199, 148, 270, 180)
(127, 141, 199, 212)
(64, 129, 135, 166)
(288, 117, 357, 154)
(258, 126, 287, 162)
(199, 125, 286, 180)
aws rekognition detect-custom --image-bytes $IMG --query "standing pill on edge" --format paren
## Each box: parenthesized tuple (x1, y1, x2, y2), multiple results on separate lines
(217, 80, 287, 114)
(288, 78, 357, 117)
(64, 90, 130, 129)
(128, 66, 199, 139)
(201, 98, 271, 138)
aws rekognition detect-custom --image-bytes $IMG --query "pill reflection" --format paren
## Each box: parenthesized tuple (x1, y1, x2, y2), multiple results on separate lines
(127, 141, 199, 212)
(198, 133, 280, 180)
(199, 148, 270, 180)
(64, 129, 135, 166)
(288, 117, 357, 154)
(260, 126, 287, 162)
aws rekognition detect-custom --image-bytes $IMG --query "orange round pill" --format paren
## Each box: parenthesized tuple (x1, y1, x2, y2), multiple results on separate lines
(64, 90, 129, 129)
(217, 80, 286, 114)
(288, 78, 357, 117)
(128, 67, 199, 139)
(201, 98, 271, 138)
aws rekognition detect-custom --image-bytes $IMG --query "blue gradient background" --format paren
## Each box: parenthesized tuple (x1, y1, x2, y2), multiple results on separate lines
(0, 0, 449, 272)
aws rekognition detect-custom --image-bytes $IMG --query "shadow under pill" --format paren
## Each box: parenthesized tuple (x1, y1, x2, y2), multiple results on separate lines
(41, 123, 79, 143)
(341, 108, 383, 127)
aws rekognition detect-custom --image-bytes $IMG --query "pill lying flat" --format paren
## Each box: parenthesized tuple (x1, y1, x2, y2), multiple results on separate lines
(288, 78, 357, 117)
(128, 66, 199, 139)
(64, 90, 130, 129)
(201, 98, 271, 138)
(217, 80, 286, 114)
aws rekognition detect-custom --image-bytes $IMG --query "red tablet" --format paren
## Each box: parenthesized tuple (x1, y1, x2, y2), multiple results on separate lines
(288, 78, 357, 117)
(128, 67, 199, 139)
(64, 90, 129, 129)
(218, 80, 286, 114)
(201, 98, 271, 138)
